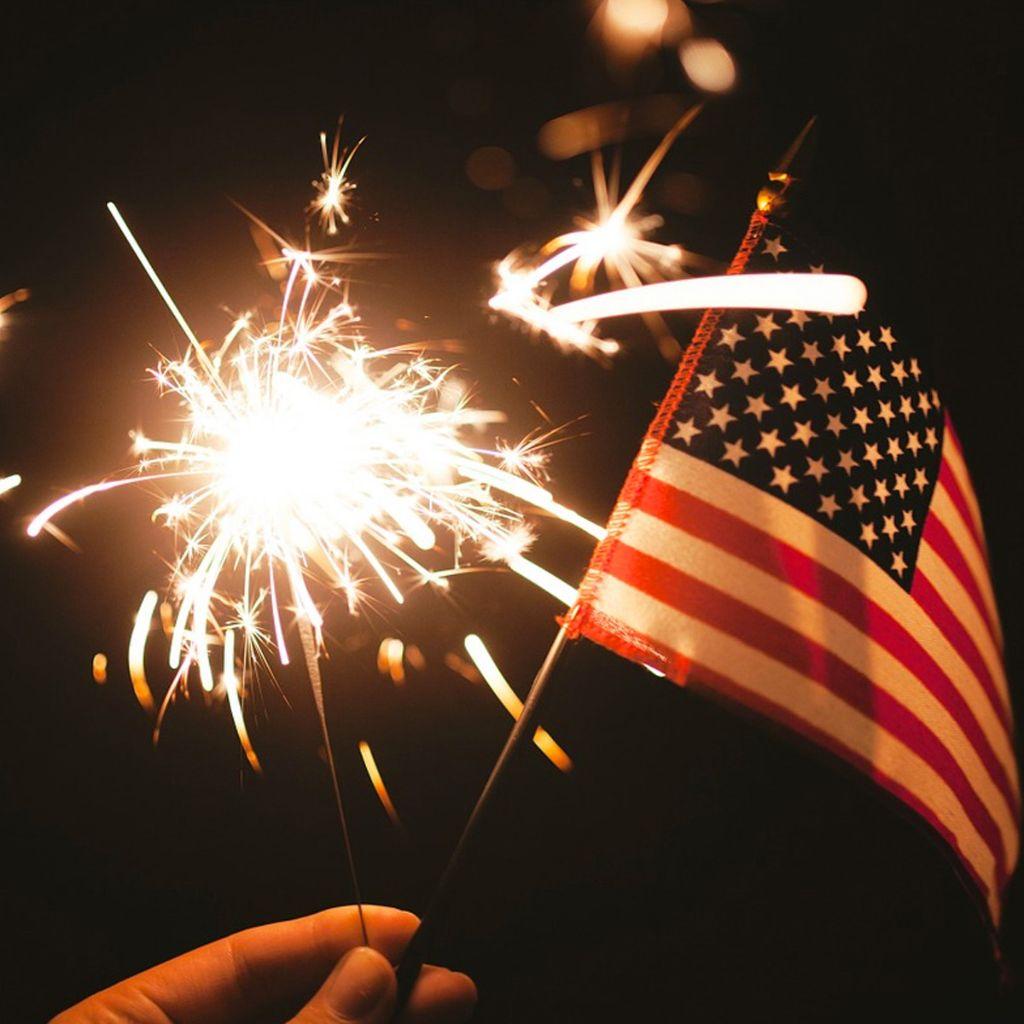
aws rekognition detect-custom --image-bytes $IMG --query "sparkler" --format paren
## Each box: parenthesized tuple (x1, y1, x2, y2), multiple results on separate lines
(310, 121, 363, 235)
(27, 136, 600, 935)
(492, 105, 703, 358)
(491, 107, 865, 358)
(28, 214, 598, 698)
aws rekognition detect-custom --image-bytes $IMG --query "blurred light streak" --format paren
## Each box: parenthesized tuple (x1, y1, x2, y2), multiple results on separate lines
(92, 652, 108, 684)
(358, 740, 402, 828)
(128, 590, 158, 713)
(538, 95, 691, 161)
(464, 634, 573, 772)
(223, 627, 262, 773)
(0, 287, 31, 314)
(549, 272, 868, 323)
(444, 652, 483, 684)
(377, 637, 407, 684)
(680, 37, 736, 93)
(40, 521, 82, 553)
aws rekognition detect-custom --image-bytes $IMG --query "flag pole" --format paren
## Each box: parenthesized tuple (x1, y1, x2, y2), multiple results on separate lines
(395, 621, 572, 1006)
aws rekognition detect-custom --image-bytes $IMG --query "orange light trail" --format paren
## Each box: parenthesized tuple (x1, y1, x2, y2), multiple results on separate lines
(358, 740, 402, 828)
(464, 633, 573, 773)
(127, 590, 158, 713)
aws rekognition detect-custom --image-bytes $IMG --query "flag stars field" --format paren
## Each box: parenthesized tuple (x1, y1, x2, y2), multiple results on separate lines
(659, 229, 946, 586)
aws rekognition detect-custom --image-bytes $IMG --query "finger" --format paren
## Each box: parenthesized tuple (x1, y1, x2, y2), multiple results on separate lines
(398, 964, 477, 1024)
(288, 946, 396, 1023)
(58, 905, 418, 1024)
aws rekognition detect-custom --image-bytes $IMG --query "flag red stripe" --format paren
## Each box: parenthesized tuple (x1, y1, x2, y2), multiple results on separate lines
(923, 509, 1000, 647)
(943, 418, 988, 553)
(599, 539, 1011, 885)
(938, 457, 988, 565)
(635, 471, 1015, 745)
(909, 565, 1010, 719)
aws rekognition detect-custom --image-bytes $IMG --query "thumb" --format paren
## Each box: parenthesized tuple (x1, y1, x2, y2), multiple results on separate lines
(289, 946, 396, 1024)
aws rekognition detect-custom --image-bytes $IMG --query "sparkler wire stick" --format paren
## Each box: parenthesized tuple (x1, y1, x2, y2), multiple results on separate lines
(299, 618, 368, 946)
(395, 621, 570, 1007)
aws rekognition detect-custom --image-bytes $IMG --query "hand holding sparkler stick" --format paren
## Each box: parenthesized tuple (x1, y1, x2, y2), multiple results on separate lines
(52, 904, 477, 1023)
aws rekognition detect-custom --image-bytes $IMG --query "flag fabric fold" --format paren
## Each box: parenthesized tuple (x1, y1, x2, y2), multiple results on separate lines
(566, 186, 1019, 924)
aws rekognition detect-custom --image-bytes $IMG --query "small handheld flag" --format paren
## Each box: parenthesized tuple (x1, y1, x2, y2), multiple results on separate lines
(566, 160, 1018, 927)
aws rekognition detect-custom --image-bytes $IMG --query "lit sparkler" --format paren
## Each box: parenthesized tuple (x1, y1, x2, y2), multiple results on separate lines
(310, 121, 364, 235)
(464, 633, 572, 773)
(28, 161, 601, 826)
(28, 215, 598, 708)
(491, 107, 866, 358)
(491, 106, 703, 358)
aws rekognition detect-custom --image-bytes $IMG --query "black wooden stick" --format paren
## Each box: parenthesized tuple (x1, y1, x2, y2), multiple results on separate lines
(395, 622, 571, 1007)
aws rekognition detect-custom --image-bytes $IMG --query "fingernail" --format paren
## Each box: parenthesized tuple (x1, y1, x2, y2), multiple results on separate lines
(325, 946, 393, 1017)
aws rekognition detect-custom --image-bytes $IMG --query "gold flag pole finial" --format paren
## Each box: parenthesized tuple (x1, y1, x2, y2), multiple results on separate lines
(758, 115, 819, 213)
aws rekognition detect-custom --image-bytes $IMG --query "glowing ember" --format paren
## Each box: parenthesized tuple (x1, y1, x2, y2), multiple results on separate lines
(310, 121, 363, 235)
(377, 637, 407, 685)
(464, 633, 572, 772)
(128, 590, 158, 713)
(358, 740, 402, 828)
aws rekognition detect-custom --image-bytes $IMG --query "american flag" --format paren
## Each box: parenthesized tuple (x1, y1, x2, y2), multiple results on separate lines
(566, 190, 1019, 924)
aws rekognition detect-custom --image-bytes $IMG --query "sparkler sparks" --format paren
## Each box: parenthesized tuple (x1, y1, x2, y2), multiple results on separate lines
(491, 106, 702, 358)
(310, 122, 364, 235)
(24, 126, 608, 925)
(28, 191, 598, 771)
(464, 634, 572, 772)
(358, 740, 402, 828)
(491, 108, 866, 359)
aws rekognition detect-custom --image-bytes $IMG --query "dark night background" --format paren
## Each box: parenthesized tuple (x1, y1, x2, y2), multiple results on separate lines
(1, 2, 1020, 1020)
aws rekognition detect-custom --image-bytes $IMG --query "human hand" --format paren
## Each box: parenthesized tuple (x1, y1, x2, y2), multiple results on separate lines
(52, 905, 475, 1023)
